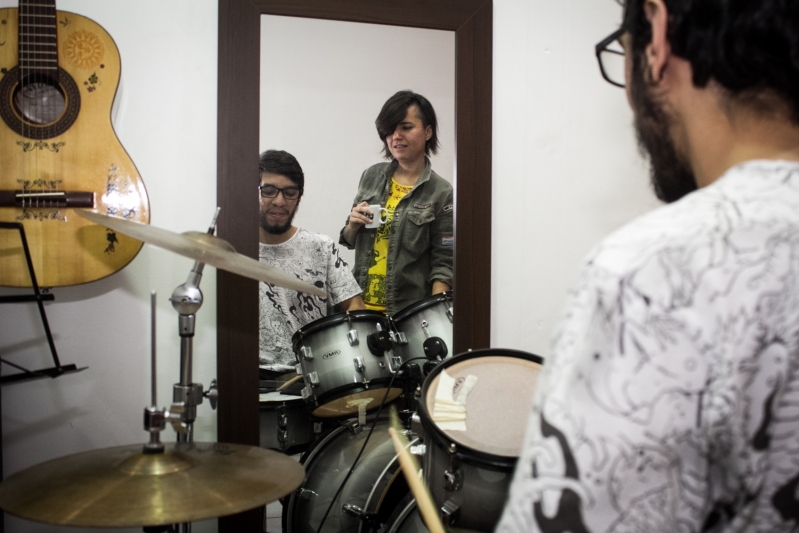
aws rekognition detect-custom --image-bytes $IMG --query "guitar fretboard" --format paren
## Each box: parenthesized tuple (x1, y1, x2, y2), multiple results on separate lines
(18, 0, 58, 77)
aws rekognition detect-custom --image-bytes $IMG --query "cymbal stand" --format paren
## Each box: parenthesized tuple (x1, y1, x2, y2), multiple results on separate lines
(168, 209, 220, 445)
(167, 210, 221, 533)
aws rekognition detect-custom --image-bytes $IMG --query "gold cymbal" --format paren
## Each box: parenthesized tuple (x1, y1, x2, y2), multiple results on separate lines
(0, 442, 305, 527)
(76, 209, 325, 296)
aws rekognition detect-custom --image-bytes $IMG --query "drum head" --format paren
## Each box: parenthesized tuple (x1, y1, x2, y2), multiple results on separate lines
(422, 352, 542, 458)
(391, 291, 452, 322)
(311, 387, 403, 418)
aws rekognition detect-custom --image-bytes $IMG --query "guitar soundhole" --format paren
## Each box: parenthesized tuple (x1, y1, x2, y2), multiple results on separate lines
(15, 77, 67, 125)
(0, 66, 81, 139)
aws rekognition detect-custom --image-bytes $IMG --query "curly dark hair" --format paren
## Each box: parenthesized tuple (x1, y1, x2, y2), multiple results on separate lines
(375, 90, 440, 160)
(622, 0, 799, 123)
(258, 149, 304, 196)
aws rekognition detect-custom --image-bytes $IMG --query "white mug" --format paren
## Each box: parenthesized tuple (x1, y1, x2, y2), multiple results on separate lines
(364, 205, 388, 229)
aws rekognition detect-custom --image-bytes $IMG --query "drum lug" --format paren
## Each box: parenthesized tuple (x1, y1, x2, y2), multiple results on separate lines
(445, 444, 463, 491)
(411, 412, 425, 438)
(301, 386, 313, 400)
(278, 429, 288, 447)
(391, 330, 408, 345)
(308, 371, 320, 386)
(348, 329, 360, 346)
(343, 419, 364, 434)
(341, 503, 378, 525)
(410, 444, 426, 456)
(440, 499, 461, 526)
(446, 306, 454, 323)
(300, 346, 314, 361)
(353, 357, 365, 373)
(443, 468, 463, 492)
(295, 363, 303, 375)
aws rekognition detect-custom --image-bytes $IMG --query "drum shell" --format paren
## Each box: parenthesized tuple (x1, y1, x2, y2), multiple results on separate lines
(390, 292, 453, 364)
(259, 393, 316, 455)
(283, 417, 415, 533)
(293, 311, 403, 417)
(417, 348, 544, 532)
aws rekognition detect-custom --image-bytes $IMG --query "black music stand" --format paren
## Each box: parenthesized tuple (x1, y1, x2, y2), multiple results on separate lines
(0, 222, 86, 385)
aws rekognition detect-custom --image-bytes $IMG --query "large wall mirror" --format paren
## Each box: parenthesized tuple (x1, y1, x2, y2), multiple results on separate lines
(216, 1, 491, 528)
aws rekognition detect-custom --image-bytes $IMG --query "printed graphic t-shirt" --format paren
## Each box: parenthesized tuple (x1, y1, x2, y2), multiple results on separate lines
(259, 228, 362, 371)
(363, 178, 413, 312)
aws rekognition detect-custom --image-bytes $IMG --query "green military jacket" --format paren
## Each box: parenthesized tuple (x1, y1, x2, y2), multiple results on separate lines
(340, 159, 454, 315)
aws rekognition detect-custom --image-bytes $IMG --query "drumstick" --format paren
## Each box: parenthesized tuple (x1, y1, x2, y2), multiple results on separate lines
(387, 427, 446, 533)
(276, 375, 302, 391)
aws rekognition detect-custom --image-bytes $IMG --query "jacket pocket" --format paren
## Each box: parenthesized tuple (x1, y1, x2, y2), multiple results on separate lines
(402, 209, 435, 255)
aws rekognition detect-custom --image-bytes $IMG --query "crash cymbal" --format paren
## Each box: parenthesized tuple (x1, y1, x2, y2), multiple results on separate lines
(76, 209, 324, 296)
(0, 442, 305, 527)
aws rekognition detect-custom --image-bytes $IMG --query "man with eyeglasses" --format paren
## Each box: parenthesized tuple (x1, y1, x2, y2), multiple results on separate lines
(498, 1, 799, 532)
(258, 150, 364, 378)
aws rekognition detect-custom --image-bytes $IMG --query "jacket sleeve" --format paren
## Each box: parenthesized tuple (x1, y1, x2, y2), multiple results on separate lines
(339, 168, 370, 250)
(428, 186, 454, 287)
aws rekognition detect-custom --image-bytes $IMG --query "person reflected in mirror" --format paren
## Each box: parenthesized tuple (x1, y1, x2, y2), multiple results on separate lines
(340, 90, 454, 315)
(498, 1, 799, 532)
(259, 150, 365, 383)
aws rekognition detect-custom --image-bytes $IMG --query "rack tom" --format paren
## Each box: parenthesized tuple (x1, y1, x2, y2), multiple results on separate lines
(293, 311, 404, 418)
(390, 291, 453, 364)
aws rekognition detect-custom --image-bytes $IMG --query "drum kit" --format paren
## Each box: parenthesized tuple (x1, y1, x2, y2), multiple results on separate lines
(0, 210, 546, 533)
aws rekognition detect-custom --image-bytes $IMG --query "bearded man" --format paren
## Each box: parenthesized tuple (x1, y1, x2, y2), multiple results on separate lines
(498, 0, 799, 531)
(258, 150, 364, 376)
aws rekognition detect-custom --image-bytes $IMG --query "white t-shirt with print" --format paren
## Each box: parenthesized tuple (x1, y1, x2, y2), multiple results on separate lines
(498, 160, 799, 533)
(259, 228, 361, 371)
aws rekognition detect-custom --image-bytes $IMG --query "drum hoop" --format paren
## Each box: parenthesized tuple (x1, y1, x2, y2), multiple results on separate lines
(292, 310, 390, 347)
(418, 348, 544, 467)
(390, 291, 452, 322)
(360, 436, 418, 533)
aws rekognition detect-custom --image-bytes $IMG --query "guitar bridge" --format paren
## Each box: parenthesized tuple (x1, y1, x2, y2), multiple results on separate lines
(0, 190, 95, 209)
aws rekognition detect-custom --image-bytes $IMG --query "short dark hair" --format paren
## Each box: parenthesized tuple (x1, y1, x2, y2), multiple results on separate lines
(375, 90, 440, 159)
(258, 149, 304, 196)
(623, 0, 799, 123)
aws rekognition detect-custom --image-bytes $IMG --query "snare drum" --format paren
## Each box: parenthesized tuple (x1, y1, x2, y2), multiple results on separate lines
(259, 392, 317, 455)
(390, 292, 453, 364)
(417, 348, 544, 532)
(293, 311, 405, 418)
(283, 417, 415, 533)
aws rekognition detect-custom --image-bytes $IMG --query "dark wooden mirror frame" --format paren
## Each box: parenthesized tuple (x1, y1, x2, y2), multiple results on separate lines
(216, 1, 491, 528)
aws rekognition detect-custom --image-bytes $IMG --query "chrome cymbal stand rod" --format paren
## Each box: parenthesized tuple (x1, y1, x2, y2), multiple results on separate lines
(169, 209, 220, 446)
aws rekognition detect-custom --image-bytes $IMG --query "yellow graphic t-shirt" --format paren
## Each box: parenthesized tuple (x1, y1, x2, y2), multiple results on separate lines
(363, 178, 413, 311)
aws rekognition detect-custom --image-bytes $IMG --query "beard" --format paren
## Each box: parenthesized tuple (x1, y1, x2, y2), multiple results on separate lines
(259, 205, 298, 235)
(629, 54, 698, 203)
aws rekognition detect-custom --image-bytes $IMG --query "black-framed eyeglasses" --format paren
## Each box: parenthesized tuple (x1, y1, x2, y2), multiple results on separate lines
(258, 184, 301, 200)
(595, 28, 626, 88)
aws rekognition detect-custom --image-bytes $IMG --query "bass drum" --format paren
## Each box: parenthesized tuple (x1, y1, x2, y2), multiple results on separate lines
(283, 417, 416, 533)
(417, 348, 544, 532)
(379, 494, 426, 533)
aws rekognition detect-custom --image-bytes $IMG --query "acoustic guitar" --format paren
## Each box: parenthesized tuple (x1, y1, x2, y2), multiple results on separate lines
(0, 0, 149, 287)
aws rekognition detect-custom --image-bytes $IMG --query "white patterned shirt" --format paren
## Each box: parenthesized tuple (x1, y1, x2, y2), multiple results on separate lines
(259, 228, 362, 371)
(498, 160, 799, 533)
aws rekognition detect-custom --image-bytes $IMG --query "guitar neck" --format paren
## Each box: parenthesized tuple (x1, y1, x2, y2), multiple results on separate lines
(19, 0, 58, 78)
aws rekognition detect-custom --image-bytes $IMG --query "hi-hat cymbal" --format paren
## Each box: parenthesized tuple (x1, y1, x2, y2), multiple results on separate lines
(76, 209, 325, 296)
(0, 442, 305, 527)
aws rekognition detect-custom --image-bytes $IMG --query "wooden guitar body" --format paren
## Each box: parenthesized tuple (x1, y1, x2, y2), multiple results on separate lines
(0, 4, 149, 287)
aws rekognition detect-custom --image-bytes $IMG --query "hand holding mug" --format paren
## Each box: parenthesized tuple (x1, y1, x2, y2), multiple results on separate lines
(364, 204, 388, 228)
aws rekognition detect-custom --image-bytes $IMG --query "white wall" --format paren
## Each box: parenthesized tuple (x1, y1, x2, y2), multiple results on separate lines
(0, 1, 662, 532)
(0, 1, 219, 532)
(260, 15, 455, 265)
(491, 0, 659, 357)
